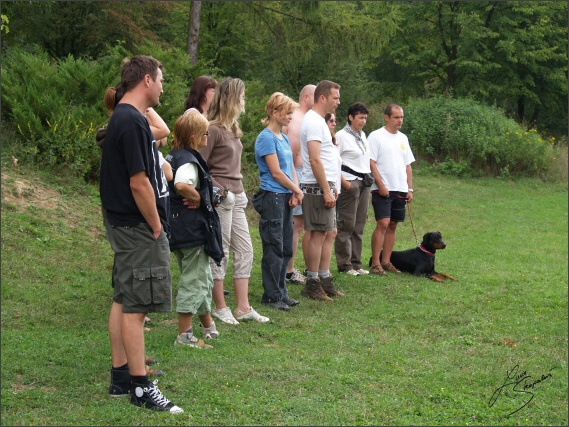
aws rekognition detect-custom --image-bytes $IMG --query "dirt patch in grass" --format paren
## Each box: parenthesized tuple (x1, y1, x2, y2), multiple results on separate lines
(1, 170, 103, 239)
(1, 172, 60, 211)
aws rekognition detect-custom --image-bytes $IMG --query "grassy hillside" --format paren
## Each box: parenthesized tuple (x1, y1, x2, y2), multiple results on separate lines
(1, 152, 567, 426)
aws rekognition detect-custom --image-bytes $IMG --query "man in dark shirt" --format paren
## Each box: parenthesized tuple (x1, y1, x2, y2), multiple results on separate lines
(100, 55, 182, 414)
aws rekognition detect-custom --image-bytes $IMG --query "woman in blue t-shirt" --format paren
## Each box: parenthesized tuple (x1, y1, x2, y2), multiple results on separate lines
(253, 93, 305, 311)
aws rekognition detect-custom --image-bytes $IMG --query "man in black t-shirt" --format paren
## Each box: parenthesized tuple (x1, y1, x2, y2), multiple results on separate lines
(100, 55, 182, 414)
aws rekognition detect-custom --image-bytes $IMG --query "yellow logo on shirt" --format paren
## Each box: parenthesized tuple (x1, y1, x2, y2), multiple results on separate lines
(400, 143, 406, 151)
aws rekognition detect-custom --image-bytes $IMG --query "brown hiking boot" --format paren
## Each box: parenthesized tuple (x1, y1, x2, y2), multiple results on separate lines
(301, 277, 333, 301)
(320, 275, 344, 298)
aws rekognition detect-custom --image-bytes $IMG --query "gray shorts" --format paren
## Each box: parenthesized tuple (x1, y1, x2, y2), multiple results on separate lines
(292, 166, 303, 216)
(106, 222, 172, 313)
(301, 183, 337, 232)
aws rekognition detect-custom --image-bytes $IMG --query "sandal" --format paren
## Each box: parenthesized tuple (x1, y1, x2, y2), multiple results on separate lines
(369, 264, 386, 275)
(146, 365, 164, 377)
(382, 262, 401, 273)
(145, 355, 158, 365)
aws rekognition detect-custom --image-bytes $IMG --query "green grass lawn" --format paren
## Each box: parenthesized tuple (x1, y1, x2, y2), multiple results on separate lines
(1, 158, 567, 426)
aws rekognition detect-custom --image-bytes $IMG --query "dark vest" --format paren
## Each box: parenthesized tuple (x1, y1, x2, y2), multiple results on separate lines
(166, 148, 223, 265)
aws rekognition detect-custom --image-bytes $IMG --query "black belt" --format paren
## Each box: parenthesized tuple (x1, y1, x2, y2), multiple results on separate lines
(341, 164, 366, 179)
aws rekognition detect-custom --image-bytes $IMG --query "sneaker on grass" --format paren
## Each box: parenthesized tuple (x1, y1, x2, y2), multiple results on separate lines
(344, 269, 360, 276)
(109, 368, 131, 398)
(131, 380, 184, 414)
(174, 328, 213, 349)
(233, 307, 270, 323)
(286, 269, 306, 285)
(211, 306, 239, 325)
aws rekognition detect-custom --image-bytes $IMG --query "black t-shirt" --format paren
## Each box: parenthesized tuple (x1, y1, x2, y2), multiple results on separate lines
(100, 103, 169, 232)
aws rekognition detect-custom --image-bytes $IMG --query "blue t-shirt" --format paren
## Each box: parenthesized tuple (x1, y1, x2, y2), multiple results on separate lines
(254, 127, 294, 193)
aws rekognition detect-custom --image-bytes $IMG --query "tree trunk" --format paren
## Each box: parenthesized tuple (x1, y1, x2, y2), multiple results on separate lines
(186, 1, 201, 65)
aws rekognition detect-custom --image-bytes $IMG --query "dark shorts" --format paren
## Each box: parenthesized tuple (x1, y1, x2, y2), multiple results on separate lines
(301, 183, 337, 232)
(106, 222, 172, 313)
(371, 191, 407, 222)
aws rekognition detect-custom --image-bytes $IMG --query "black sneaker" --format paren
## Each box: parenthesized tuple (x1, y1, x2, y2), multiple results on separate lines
(130, 380, 184, 414)
(109, 368, 131, 398)
(262, 300, 291, 311)
(282, 296, 300, 307)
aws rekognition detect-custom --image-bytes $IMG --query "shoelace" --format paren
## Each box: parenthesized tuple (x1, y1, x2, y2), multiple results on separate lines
(146, 380, 171, 407)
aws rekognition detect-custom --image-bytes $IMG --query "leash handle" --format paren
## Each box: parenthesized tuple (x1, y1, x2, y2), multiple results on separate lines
(407, 202, 420, 246)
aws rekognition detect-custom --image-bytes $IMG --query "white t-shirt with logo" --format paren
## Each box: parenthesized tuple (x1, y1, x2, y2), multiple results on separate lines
(368, 126, 415, 192)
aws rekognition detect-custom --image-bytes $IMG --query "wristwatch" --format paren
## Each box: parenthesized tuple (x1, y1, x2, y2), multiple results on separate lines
(408, 189, 414, 192)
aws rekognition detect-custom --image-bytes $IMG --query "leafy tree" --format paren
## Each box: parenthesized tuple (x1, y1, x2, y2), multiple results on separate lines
(0, 1, 176, 58)
(376, 1, 567, 137)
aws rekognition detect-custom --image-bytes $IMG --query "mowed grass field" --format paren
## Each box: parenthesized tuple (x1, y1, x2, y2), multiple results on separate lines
(1, 157, 567, 426)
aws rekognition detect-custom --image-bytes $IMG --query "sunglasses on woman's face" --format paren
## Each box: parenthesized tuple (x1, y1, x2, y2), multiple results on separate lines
(328, 119, 336, 123)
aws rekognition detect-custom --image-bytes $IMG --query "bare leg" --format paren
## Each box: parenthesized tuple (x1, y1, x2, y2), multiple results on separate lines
(212, 279, 226, 310)
(305, 230, 326, 272)
(121, 312, 147, 376)
(380, 221, 398, 265)
(234, 277, 251, 312)
(319, 228, 337, 271)
(301, 230, 311, 271)
(371, 218, 390, 266)
(109, 302, 127, 368)
(287, 215, 304, 274)
(178, 312, 194, 335)
(198, 313, 213, 329)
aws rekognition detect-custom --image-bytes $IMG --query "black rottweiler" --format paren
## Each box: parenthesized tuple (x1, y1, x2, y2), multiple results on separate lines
(380, 231, 458, 283)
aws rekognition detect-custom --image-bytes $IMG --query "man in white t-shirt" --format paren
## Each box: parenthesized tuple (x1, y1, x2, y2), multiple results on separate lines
(368, 104, 415, 275)
(299, 80, 343, 301)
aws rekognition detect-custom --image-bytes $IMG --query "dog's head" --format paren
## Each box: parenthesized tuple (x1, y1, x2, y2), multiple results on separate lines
(421, 231, 446, 253)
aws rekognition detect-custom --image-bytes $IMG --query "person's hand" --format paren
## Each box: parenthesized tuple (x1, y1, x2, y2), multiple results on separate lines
(323, 189, 336, 208)
(378, 185, 389, 198)
(183, 198, 199, 209)
(293, 189, 304, 204)
(406, 191, 413, 203)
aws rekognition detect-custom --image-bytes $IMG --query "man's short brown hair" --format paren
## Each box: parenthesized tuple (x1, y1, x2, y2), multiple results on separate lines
(314, 80, 341, 103)
(120, 55, 164, 93)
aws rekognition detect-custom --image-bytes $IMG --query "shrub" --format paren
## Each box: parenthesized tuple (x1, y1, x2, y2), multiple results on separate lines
(2, 46, 122, 179)
(403, 96, 559, 178)
(1, 43, 222, 181)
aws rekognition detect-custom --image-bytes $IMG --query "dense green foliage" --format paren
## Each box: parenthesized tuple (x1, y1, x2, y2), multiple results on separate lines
(404, 97, 557, 178)
(2, 44, 566, 183)
(1, 1, 567, 183)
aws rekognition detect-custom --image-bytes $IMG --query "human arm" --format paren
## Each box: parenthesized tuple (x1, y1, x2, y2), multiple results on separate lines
(161, 161, 173, 181)
(264, 153, 303, 206)
(145, 107, 170, 141)
(175, 182, 201, 206)
(130, 170, 162, 239)
(370, 159, 389, 197)
(406, 164, 413, 202)
(308, 140, 335, 208)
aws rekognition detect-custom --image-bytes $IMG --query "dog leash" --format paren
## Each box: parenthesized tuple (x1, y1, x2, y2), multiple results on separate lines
(407, 201, 421, 246)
